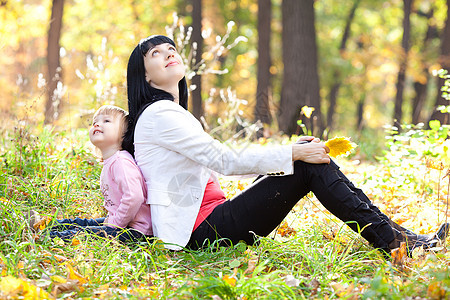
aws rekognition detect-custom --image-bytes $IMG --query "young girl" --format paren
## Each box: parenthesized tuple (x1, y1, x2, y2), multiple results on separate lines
(123, 35, 447, 254)
(48, 105, 152, 243)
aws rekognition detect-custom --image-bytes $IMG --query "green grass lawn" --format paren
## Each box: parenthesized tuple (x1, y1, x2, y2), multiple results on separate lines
(1, 125, 449, 299)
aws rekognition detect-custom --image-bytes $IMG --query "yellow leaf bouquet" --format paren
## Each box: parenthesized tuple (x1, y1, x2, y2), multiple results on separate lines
(325, 136, 357, 158)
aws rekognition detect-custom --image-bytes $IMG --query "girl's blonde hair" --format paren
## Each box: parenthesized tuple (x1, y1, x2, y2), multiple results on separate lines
(93, 105, 129, 140)
(92, 105, 130, 158)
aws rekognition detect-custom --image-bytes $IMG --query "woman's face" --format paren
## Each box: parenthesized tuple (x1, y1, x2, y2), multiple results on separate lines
(143, 43, 185, 89)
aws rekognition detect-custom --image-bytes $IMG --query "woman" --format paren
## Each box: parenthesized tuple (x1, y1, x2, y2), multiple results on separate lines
(123, 35, 447, 254)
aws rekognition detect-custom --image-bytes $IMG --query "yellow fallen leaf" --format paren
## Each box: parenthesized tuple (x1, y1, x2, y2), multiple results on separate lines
(0, 276, 51, 299)
(330, 282, 355, 298)
(325, 137, 357, 158)
(428, 281, 447, 299)
(51, 275, 67, 284)
(71, 238, 80, 246)
(223, 274, 236, 286)
(53, 279, 79, 295)
(391, 242, 407, 266)
(66, 263, 88, 284)
(277, 221, 297, 237)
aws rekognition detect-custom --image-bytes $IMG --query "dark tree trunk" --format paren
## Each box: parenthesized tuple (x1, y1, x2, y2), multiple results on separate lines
(278, 0, 323, 136)
(254, 0, 272, 131)
(393, 0, 413, 128)
(44, 0, 64, 124)
(327, 0, 361, 132)
(191, 0, 203, 120)
(428, 0, 450, 125)
(412, 9, 436, 124)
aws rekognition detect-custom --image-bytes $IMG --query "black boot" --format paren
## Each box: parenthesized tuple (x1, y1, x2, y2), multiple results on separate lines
(388, 223, 449, 257)
(434, 223, 449, 241)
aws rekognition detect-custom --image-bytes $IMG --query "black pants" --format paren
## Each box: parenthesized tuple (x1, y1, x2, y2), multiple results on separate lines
(188, 160, 396, 250)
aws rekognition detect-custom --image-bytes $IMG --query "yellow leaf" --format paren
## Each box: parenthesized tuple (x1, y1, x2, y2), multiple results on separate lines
(391, 242, 407, 266)
(330, 282, 355, 298)
(325, 137, 357, 158)
(428, 281, 447, 299)
(51, 275, 67, 284)
(277, 221, 297, 237)
(66, 263, 88, 284)
(223, 274, 237, 286)
(301, 105, 315, 119)
(71, 238, 80, 246)
(0, 276, 50, 299)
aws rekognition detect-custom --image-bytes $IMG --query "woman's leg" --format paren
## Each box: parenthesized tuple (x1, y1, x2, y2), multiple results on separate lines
(188, 160, 396, 250)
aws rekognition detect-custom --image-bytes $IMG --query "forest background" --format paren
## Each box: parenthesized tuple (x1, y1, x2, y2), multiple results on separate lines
(2, 0, 449, 153)
(1, 0, 450, 299)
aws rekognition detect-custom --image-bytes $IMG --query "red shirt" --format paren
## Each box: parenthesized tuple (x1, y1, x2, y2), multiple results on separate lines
(193, 176, 227, 231)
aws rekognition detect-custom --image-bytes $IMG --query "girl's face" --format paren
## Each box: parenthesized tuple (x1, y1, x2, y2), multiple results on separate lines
(143, 43, 185, 89)
(89, 113, 122, 151)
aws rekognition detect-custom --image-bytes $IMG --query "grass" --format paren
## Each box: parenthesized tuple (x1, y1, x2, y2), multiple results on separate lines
(1, 123, 450, 299)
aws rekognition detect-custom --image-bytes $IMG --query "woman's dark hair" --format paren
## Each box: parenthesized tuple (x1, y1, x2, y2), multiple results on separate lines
(123, 35, 188, 155)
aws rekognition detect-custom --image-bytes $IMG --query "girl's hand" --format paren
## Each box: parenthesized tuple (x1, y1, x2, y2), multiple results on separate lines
(292, 138, 330, 164)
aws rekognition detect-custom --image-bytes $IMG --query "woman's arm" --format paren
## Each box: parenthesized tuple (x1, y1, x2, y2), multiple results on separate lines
(137, 101, 293, 176)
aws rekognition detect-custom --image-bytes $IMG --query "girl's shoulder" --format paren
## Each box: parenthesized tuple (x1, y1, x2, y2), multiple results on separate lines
(108, 150, 138, 168)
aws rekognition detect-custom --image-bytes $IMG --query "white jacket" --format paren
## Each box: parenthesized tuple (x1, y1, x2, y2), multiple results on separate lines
(134, 100, 294, 249)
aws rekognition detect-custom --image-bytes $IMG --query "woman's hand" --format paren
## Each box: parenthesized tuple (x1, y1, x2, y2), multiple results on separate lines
(292, 138, 330, 164)
(295, 136, 315, 143)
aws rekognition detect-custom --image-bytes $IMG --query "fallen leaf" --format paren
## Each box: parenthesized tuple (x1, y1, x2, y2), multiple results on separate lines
(223, 274, 237, 287)
(277, 221, 297, 237)
(284, 275, 300, 287)
(53, 279, 79, 295)
(391, 242, 407, 266)
(330, 282, 356, 299)
(310, 278, 320, 296)
(0, 275, 51, 299)
(243, 257, 258, 276)
(229, 259, 241, 269)
(427, 281, 447, 299)
(66, 263, 88, 284)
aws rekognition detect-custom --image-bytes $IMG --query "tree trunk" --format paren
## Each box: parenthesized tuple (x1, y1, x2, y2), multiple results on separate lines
(44, 0, 64, 124)
(279, 0, 323, 136)
(393, 0, 413, 128)
(254, 0, 272, 133)
(412, 9, 436, 124)
(428, 0, 450, 125)
(191, 0, 203, 120)
(327, 0, 361, 132)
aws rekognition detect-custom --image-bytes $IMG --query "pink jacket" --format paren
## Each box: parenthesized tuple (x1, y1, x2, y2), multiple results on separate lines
(101, 150, 152, 235)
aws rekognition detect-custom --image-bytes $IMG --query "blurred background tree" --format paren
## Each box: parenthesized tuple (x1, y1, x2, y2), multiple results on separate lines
(0, 0, 449, 157)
